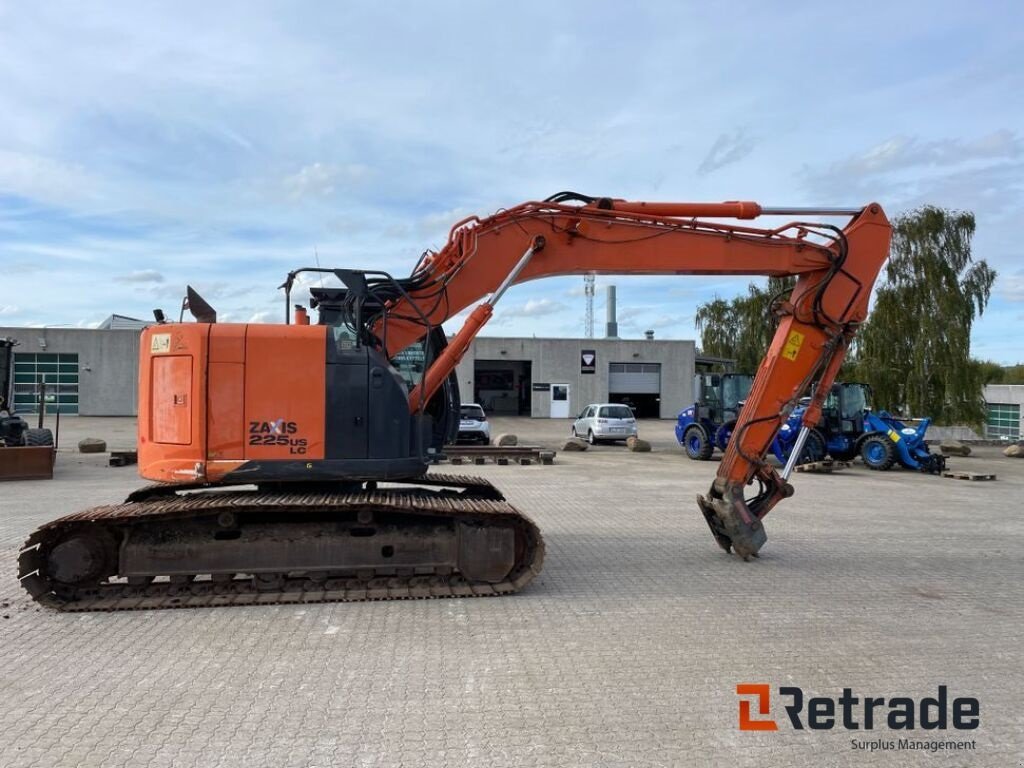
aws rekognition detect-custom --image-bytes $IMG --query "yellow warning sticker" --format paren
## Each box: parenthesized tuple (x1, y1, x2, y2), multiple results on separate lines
(887, 429, 901, 443)
(781, 330, 805, 361)
(150, 333, 171, 354)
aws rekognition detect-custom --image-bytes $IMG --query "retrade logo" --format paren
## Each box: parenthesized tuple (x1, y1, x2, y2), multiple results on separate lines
(737, 684, 778, 731)
(736, 684, 979, 732)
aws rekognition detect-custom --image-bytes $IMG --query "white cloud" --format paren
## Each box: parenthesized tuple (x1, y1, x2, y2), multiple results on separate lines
(998, 271, 1024, 304)
(804, 131, 1024, 206)
(0, 150, 102, 207)
(283, 162, 372, 200)
(247, 310, 276, 324)
(0, 305, 20, 316)
(114, 270, 165, 284)
(615, 307, 646, 324)
(697, 128, 757, 176)
(498, 298, 567, 320)
(832, 131, 1020, 178)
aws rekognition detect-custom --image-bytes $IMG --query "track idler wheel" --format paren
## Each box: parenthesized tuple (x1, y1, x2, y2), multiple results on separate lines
(44, 527, 119, 586)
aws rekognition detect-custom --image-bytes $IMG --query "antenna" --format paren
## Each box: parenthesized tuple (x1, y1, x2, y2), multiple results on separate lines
(584, 273, 595, 338)
(313, 246, 325, 288)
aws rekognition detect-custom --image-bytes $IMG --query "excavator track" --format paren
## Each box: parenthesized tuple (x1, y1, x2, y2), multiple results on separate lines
(18, 474, 544, 612)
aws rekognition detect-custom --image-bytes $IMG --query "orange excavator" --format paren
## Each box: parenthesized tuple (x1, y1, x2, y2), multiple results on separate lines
(19, 193, 891, 610)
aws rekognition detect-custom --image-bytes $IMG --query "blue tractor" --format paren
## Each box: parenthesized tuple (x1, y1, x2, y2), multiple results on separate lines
(675, 373, 753, 460)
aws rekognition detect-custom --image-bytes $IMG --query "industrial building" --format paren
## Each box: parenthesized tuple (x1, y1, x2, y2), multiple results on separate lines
(983, 384, 1024, 440)
(0, 324, 143, 416)
(1, 323, 702, 419)
(453, 336, 695, 419)
(7, 314, 1021, 432)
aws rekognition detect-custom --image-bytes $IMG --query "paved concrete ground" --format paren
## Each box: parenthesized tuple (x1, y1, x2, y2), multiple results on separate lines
(2, 417, 1022, 767)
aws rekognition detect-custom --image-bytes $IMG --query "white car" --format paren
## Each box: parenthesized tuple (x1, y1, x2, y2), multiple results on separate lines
(572, 403, 638, 445)
(456, 403, 491, 444)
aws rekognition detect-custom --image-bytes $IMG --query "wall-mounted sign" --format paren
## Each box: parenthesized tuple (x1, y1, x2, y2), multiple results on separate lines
(581, 349, 596, 374)
(532, 382, 551, 391)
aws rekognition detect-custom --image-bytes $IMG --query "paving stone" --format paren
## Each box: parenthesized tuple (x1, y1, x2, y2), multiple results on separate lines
(0, 417, 1020, 767)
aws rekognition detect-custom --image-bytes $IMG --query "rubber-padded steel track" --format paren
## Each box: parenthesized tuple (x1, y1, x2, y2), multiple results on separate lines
(18, 474, 544, 612)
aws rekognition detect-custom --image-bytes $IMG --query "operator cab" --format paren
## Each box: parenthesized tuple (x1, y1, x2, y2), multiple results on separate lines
(823, 382, 871, 436)
(304, 276, 460, 451)
(694, 373, 754, 423)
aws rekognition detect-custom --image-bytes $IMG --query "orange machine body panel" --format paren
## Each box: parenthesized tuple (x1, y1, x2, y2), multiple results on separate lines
(138, 323, 327, 483)
(242, 324, 326, 462)
(150, 355, 193, 445)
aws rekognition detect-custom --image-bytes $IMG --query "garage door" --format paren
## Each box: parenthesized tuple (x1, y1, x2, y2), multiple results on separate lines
(13, 353, 79, 414)
(609, 362, 661, 394)
(986, 403, 1020, 439)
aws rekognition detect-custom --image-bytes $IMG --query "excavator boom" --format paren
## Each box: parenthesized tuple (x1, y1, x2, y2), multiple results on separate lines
(381, 195, 891, 556)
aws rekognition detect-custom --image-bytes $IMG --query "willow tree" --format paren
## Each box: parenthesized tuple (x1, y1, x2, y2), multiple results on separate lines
(853, 206, 995, 423)
(695, 277, 794, 372)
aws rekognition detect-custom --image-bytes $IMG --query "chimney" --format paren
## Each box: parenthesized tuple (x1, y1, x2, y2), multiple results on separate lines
(606, 285, 618, 338)
(644, 330, 654, 340)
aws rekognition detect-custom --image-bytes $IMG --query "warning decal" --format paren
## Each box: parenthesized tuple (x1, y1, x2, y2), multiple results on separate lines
(150, 333, 171, 354)
(781, 331, 805, 362)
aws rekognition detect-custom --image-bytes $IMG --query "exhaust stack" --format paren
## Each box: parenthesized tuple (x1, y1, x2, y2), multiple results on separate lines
(606, 285, 618, 338)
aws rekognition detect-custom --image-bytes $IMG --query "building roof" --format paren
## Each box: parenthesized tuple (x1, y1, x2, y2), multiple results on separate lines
(98, 314, 150, 330)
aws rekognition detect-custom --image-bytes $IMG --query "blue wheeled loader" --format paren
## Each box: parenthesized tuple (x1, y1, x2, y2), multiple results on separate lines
(858, 410, 945, 473)
(770, 410, 827, 465)
(772, 382, 871, 463)
(772, 381, 944, 473)
(675, 373, 753, 460)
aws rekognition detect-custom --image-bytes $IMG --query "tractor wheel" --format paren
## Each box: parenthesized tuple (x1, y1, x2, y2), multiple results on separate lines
(25, 428, 54, 447)
(682, 425, 713, 461)
(797, 429, 827, 464)
(860, 434, 896, 470)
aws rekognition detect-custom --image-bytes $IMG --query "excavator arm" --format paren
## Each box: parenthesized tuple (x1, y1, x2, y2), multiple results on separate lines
(376, 194, 892, 558)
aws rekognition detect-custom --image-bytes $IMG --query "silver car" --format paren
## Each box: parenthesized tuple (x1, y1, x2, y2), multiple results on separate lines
(571, 403, 638, 445)
(456, 403, 491, 444)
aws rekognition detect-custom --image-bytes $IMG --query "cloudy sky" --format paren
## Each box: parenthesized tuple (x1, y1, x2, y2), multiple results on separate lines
(1, 2, 1022, 362)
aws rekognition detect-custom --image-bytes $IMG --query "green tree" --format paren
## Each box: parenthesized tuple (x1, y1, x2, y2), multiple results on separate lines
(695, 277, 794, 372)
(999, 364, 1024, 384)
(694, 206, 996, 425)
(852, 206, 995, 423)
(974, 360, 1006, 386)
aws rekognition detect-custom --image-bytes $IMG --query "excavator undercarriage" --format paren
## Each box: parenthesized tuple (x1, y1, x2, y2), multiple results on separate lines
(19, 475, 543, 611)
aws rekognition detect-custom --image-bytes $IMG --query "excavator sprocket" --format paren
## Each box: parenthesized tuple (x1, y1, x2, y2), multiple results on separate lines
(18, 474, 544, 611)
